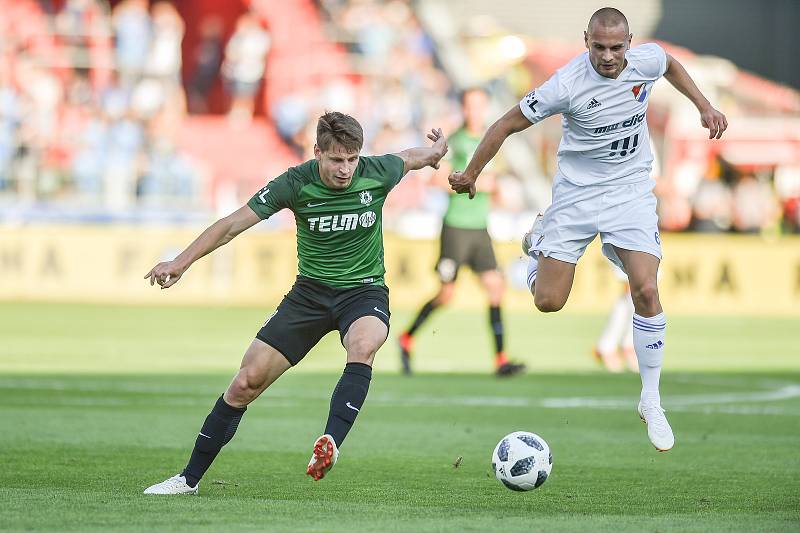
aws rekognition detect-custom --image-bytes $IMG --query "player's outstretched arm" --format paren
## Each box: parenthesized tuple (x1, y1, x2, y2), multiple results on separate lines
(664, 54, 728, 139)
(395, 128, 449, 176)
(144, 205, 261, 289)
(449, 106, 531, 199)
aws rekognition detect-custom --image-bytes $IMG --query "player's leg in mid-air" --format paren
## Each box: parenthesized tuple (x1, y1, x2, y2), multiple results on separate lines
(613, 247, 673, 451)
(520, 214, 579, 312)
(598, 177, 673, 451)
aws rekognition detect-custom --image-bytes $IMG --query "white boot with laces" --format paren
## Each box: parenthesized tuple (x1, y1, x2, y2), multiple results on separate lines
(143, 474, 198, 495)
(638, 399, 674, 452)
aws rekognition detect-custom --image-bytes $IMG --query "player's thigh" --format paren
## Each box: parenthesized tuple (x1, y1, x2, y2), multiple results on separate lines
(334, 284, 391, 363)
(225, 338, 292, 405)
(342, 315, 389, 365)
(436, 225, 469, 283)
(533, 176, 599, 266)
(535, 255, 576, 311)
(256, 278, 335, 366)
(598, 179, 661, 273)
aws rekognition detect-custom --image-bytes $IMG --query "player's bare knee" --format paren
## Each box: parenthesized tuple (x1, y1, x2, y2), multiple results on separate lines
(630, 282, 660, 314)
(535, 292, 565, 313)
(227, 368, 263, 404)
(346, 337, 379, 365)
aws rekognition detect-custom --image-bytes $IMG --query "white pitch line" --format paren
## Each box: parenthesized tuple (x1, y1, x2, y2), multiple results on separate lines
(541, 385, 800, 409)
(1, 378, 799, 415)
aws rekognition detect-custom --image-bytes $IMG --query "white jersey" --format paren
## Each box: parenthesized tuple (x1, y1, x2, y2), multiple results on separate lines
(519, 43, 668, 186)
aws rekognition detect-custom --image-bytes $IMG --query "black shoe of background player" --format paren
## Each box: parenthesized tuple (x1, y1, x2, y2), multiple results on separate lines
(495, 361, 526, 377)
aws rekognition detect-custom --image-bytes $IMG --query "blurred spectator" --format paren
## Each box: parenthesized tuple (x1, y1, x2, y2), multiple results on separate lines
(187, 15, 224, 114)
(112, 0, 151, 87)
(731, 174, 777, 233)
(690, 177, 733, 232)
(0, 0, 795, 234)
(774, 165, 800, 233)
(221, 12, 271, 126)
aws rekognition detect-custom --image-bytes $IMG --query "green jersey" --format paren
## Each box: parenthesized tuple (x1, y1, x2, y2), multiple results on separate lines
(443, 127, 491, 230)
(247, 154, 405, 288)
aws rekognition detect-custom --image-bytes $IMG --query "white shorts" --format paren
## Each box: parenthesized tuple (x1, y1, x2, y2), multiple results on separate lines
(533, 172, 662, 272)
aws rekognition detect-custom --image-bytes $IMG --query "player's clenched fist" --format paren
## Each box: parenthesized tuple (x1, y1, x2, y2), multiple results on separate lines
(448, 171, 477, 199)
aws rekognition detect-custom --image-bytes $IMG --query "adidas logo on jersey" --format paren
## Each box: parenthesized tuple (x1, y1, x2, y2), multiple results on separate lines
(587, 98, 601, 109)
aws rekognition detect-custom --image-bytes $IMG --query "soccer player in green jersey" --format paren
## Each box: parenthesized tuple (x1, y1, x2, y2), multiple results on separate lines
(142, 111, 448, 494)
(399, 88, 525, 377)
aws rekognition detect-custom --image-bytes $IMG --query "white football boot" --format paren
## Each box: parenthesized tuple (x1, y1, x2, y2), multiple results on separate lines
(638, 401, 675, 452)
(521, 214, 544, 257)
(306, 434, 339, 481)
(143, 474, 198, 495)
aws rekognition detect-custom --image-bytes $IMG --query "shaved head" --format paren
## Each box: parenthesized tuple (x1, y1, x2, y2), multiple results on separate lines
(584, 7, 631, 79)
(587, 7, 629, 34)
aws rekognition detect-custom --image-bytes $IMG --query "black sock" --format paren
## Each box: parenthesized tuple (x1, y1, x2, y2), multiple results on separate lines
(490, 305, 504, 354)
(181, 395, 246, 487)
(407, 298, 439, 336)
(324, 362, 372, 447)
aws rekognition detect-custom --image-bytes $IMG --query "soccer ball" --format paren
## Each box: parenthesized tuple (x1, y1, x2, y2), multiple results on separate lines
(491, 431, 552, 491)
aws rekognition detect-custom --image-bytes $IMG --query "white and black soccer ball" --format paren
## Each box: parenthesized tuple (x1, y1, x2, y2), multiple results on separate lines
(491, 431, 552, 491)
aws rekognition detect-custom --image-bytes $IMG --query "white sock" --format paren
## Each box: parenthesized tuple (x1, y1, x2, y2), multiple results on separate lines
(633, 312, 666, 403)
(526, 254, 538, 291)
(597, 294, 633, 354)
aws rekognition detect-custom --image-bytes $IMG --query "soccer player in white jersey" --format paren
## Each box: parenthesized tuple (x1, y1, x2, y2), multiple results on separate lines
(449, 7, 728, 452)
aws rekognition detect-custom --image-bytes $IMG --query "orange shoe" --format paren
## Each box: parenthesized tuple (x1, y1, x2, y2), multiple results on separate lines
(495, 352, 526, 376)
(398, 332, 414, 375)
(306, 434, 339, 481)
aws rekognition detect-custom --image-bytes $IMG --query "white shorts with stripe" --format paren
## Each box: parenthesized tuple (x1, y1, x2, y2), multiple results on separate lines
(532, 172, 662, 272)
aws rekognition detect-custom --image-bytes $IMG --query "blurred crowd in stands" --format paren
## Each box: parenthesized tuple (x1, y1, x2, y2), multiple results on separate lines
(0, 0, 797, 234)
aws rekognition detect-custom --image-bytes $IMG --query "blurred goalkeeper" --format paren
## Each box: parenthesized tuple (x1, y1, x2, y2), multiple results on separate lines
(142, 112, 447, 494)
(398, 87, 525, 377)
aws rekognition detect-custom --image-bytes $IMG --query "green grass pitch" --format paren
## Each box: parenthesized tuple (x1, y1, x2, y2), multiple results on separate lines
(1, 302, 798, 532)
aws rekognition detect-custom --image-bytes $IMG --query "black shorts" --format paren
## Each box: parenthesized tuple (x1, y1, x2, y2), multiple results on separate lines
(435, 224, 498, 282)
(256, 276, 391, 366)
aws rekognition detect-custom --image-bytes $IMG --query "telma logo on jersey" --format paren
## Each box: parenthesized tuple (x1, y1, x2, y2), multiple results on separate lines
(308, 211, 376, 232)
(632, 83, 649, 102)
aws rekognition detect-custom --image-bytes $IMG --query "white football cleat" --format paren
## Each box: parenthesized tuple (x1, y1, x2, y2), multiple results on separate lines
(306, 434, 339, 481)
(521, 214, 544, 257)
(638, 401, 674, 452)
(143, 474, 198, 495)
